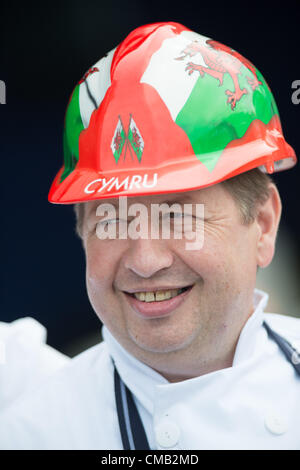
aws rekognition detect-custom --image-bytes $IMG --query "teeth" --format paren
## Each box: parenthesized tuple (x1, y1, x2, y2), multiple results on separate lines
(145, 292, 155, 302)
(163, 291, 172, 300)
(155, 291, 167, 301)
(133, 288, 185, 302)
(135, 292, 145, 301)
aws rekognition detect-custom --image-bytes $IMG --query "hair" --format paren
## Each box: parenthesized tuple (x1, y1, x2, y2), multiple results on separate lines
(222, 168, 273, 224)
(74, 202, 85, 240)
(73, 168, 273, 239)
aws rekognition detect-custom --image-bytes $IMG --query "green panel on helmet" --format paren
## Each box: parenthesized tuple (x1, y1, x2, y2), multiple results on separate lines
(60, 85, 84, 182)
(175, 66, 278, 172)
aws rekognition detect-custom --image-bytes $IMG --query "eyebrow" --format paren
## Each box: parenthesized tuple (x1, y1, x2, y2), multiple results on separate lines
(86, 200, 119, 219)
(160, 196, 194, 205)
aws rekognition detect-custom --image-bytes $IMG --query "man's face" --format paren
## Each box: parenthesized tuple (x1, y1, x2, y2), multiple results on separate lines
(82, 184, 260, 370)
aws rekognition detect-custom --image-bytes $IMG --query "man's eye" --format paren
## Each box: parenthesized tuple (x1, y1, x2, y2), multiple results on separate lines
(98, 218, 126, 226)
(165, 212, 184, 218)
(167, 212, 196, 220)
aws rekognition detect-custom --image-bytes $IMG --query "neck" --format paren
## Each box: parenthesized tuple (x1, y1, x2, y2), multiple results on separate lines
(106, 300, 256, 384)
(118, 323, 241, 384)
(139, 340, 237, 383)
(121, 306, 254, 383)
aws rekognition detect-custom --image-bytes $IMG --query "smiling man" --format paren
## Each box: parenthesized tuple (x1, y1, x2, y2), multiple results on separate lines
(1, 21, 300, 450)
(82, 185, 272, 383)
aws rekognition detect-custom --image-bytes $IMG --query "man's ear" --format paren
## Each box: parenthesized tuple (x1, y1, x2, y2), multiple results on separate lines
(256, 183, 282, 268)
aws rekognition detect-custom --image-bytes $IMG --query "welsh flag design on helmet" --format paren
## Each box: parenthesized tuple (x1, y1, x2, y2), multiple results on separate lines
(49, 22, 296, 204)
(111, 117, 126, 164)
(111, 114, 144, 164)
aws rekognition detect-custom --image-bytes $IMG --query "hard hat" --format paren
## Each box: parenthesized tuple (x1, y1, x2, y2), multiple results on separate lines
(48, 22, 297, 204)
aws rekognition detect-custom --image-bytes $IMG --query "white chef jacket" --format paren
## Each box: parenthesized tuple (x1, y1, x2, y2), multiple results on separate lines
(0, 317, 69, 411)
(0, 289, 299, 450)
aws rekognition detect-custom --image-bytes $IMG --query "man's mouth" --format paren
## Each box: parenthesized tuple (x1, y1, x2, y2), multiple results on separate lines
(126, 286, 192, 303)
(123, 285, 194, 318)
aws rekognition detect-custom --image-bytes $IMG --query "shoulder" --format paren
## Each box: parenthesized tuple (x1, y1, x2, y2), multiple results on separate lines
(0, 317, 69, 410)
(263, 312, 300, 336)
(0, 340, 118, 449)
(0, 316, 46, 342)
(263, 312, 300, 348)
(9, 339, 112, 406)
(0, 316, 68, 363)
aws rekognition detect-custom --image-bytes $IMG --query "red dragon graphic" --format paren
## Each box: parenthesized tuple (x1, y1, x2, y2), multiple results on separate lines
(78, 66, 99, 84)
(176, 40, 262, 110)
(131, 127, 142, 151)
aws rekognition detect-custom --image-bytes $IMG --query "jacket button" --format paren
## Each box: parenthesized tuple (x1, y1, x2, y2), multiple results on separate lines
(155, 418, 180, 448)
(264, 412, 288, 435)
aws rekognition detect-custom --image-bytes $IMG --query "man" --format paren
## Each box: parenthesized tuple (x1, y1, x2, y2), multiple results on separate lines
(0, 317, 69, 411)
(0, 21, 299, 450)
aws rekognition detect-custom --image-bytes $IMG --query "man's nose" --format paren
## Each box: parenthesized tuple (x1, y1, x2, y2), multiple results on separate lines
(123, 238, 174, 278)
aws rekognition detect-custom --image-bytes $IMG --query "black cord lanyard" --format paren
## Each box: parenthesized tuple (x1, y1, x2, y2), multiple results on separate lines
(114, 365, 151, 450)
(262, 321, 300, 374)
(113, 321, 300, 450)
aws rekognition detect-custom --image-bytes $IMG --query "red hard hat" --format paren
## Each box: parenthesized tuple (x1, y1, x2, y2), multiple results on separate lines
(48, 22, 297, 204)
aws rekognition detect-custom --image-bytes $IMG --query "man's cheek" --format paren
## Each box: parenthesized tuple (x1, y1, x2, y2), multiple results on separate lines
(86, 266, 107, 290)
(183, 248, 224, 278)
